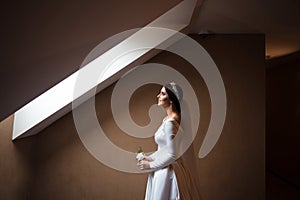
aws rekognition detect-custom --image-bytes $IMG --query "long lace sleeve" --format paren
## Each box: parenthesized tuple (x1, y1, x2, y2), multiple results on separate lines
(149, 120, 178, 170)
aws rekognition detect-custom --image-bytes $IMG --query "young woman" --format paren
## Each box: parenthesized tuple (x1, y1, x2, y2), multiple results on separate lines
(137, 82, 201, 200)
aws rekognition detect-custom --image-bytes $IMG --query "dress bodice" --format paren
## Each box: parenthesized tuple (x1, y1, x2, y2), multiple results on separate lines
(154, 118, 178, 151)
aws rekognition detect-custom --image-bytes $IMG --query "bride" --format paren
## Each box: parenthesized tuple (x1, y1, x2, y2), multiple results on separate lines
(137, 82, 201, 200)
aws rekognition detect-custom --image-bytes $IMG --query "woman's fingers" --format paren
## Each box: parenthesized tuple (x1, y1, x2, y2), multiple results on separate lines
(137, 160, 145, 170)
(137, 161, 142, 168)
(137, 160, 150, 170)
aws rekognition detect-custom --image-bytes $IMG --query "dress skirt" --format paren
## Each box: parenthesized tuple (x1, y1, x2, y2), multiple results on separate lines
(145, 165, 180, 200)
(145, 158, 202, 200)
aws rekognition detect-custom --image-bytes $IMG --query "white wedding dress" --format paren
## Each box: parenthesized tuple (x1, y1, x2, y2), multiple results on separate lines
(145, 118, 180, 200)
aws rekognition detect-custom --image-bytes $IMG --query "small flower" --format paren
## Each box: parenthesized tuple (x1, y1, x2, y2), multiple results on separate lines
(136, 146, 145, 161)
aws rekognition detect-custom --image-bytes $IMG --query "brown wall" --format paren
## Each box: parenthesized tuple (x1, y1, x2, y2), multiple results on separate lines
(0, 34, 265, 199)
(0, 116, 36, 199)
(266, 52, 300, 199)
(188, 34, 265, 199)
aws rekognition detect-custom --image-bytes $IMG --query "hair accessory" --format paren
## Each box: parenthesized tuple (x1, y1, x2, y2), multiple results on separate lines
(170, 82, 182, 101)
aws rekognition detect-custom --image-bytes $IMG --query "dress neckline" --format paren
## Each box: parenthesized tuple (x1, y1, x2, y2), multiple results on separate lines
(163, 117, 175, 122)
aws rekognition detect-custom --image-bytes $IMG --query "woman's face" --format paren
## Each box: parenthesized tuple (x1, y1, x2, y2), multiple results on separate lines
(157, 87, 170, 108)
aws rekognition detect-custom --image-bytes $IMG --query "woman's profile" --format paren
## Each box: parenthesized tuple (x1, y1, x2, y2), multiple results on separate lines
(137, 82, 201, 200)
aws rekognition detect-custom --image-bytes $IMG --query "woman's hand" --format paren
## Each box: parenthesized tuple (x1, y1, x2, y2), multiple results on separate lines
(143, 156, 154, 162)
(137, 160, 150, 170)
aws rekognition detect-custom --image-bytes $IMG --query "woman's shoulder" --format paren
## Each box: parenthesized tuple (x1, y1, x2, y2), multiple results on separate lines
(163, 115, 180, 129)
(165, 114, 180, 123)
(163, 117, 179, 124)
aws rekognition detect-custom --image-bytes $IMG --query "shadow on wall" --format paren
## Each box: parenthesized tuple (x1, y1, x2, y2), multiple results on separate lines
(266, 51, 300, 199)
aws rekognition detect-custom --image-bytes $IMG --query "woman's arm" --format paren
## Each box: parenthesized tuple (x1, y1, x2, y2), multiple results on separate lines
(149, 120, 177, 170)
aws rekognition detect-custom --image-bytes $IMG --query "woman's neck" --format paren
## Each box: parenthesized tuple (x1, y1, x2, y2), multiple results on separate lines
(164, 106, 181, 123)
(165, 107, 178, 120)
(166, 106, 173, 117)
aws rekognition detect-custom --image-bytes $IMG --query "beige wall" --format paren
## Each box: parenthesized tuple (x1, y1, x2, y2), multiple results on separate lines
(0, 34, 265, 199)
(0, 115, 36, 199)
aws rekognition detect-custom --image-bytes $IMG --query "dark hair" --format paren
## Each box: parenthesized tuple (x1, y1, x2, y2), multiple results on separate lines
(164, 82, 183, 114)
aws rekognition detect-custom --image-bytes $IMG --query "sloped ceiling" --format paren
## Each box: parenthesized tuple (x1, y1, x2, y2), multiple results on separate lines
(1, 0, 300, 122)
(0, 0, 182, 122)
